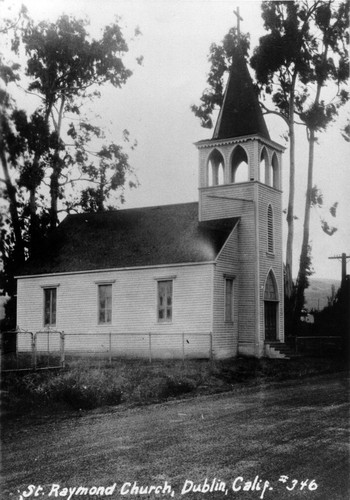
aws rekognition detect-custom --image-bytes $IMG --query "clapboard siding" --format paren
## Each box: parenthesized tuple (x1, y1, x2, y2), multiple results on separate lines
(199, 179, 284, 355)
(213, 224, 239, 358)
(36, 331, 61, 352)
(200, 182, 258, 349)
(199, 183, 254, 221)
(237, 198, 257, 346)
(17, 263, 214, 358)
(200, 181, 261, 353)
(257, 183, 284, 343)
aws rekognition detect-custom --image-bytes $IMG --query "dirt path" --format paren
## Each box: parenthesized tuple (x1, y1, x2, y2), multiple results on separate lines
(2, 372, 349, 500)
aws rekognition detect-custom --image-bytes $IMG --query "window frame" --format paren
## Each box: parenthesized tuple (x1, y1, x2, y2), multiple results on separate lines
(267, 204, 274, 254)
(157, 279, 174, 323)
(97, 283, 113, 325)
(43, 286, 58, 327)
(224, 275, 235, 323)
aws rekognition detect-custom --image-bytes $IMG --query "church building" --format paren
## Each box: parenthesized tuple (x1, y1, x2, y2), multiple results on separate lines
(16, 42, 286, 359)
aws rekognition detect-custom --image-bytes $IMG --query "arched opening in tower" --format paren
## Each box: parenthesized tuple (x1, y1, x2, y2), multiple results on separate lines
(260, 147, 269, 184)
(231, 145, 249, 183)
(271, 153, 279, 189)
(207, 149, 225, 186)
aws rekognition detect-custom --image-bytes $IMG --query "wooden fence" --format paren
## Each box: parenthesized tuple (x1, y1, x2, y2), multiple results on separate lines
(1, 330, 213, 371)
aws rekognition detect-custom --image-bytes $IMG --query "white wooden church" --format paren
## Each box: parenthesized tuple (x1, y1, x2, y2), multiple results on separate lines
(16, 42, 287, 359)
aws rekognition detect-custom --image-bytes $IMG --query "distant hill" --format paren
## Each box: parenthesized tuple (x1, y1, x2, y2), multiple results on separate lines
(304, 278, 341, 311)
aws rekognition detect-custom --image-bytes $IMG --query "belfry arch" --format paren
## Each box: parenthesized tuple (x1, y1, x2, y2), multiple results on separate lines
(230, 145, 249, 183)
(207, 149, 225, 186)
(260, 147, 269, 184)
(271, 153, 279, 189)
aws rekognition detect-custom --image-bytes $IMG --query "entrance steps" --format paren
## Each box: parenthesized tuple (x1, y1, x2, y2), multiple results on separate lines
(265, 341, 297, 359)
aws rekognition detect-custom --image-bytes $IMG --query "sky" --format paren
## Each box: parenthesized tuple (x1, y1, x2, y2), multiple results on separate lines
(2, 0, 350, 280)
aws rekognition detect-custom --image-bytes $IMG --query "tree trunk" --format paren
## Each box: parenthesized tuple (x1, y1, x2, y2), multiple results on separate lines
(29, 186, 41, 255)
(49, 97, 65, 230)
(295, 33, 327, 317)
(28, 153, 42, 255)
(285, 74, 297, 298)
(0, 147, 25, 264)
(295, 127, 316, 316)
(50, 163, 60, 230)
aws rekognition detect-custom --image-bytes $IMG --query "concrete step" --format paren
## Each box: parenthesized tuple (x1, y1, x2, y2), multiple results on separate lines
(265, 341, 297, 359)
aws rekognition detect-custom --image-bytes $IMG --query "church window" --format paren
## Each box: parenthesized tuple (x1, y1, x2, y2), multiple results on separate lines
(264, 271, 278, 301)
(264, 271, 278, 341)
(231, 145, 249, 183)
(98, 284, 112, 324)
(224, 277, 234, 322)
(158, 280, 173, 322)
(43, 287, 57, 327)
(267, 204, 274, 253)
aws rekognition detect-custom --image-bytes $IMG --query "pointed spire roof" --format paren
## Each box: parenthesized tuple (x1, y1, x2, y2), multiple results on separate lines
(212, 47, 270, 141)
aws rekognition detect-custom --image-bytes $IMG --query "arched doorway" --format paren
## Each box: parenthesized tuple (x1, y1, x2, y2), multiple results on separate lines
(264, 271, 279, 341)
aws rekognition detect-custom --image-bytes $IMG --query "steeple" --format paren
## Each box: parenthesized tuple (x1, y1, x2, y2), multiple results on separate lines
(195, 8, 285, 358)
(212, 43, 270, 141)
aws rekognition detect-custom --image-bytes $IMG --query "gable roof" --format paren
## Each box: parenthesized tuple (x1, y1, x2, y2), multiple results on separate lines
(212, 47, 270, 141)
(18, 202, 239, 276)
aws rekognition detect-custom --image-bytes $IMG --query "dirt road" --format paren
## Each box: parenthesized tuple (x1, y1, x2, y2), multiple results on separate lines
(2, 372, 349, 500)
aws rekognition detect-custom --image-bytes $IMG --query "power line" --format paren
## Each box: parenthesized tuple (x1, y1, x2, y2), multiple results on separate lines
(328, 253, 350, 282)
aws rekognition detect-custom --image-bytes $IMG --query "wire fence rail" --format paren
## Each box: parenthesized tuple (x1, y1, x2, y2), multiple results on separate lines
(295, 335, 343, 354)
(1, 330, 65, 372)
(1, 330, 213, 372)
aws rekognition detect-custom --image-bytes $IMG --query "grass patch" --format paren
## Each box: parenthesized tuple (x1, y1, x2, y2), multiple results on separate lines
(2, 355, 348, 417)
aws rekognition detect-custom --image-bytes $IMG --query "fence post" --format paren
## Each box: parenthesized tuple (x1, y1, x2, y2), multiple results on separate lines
(149, 333, 152, 363)
(32, 332, 37, 370)
(60, 332, 65, 368)
(182, 332, 185, 364)
(47, 331, 50, 367)
(209, 332, 213, 361)
(109, 332, 112, 365)
(16, 330, 19, 369)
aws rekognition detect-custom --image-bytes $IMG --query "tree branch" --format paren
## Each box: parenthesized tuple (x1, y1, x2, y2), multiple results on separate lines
(259, 102, 290, 126)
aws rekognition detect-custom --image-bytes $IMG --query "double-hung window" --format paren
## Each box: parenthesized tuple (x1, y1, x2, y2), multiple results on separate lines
(157, 280, 173, 322)
(224, 277, 234, 323)
(44, 287, 57, 327)
(98, 284, 112, 324)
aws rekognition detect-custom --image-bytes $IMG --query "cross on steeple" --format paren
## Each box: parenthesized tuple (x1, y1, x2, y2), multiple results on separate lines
(233, 6, 243, 35)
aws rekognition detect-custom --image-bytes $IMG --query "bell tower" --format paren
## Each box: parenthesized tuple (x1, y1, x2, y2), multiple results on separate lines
(195, 24, 285, 357)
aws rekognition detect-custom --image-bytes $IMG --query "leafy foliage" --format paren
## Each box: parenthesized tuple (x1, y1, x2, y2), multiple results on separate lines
(191, 28, 250, 128)
(191, 1, 349, 322)
(312, 277, 350, 345)
(0, 8, 140, 325)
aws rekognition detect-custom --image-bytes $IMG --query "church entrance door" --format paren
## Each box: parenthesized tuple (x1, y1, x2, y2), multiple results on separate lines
(264, 301, 277, 341)
(264, 271, 279, 341)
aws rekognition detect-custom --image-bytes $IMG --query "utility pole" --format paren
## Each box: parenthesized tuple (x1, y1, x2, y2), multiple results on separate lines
(328, 253, 350, 283)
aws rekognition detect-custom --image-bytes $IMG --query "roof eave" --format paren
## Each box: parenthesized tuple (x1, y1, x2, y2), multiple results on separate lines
(194, 134, 285, 152)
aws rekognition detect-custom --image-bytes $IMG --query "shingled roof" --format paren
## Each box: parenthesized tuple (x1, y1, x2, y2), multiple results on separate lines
(18, 202, 239, 276)
(212, 47, 270, 141)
